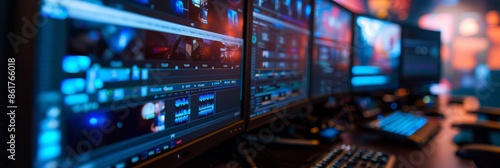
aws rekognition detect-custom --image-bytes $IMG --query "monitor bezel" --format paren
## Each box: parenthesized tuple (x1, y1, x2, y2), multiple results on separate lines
(400, 24, 442, 92)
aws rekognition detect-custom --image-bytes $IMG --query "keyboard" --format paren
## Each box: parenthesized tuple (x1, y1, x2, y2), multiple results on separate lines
(311, 144, 395, 168)
(372, 111, 428, 136)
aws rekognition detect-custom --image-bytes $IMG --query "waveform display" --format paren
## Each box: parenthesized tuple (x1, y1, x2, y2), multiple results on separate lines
(175, 97, 189, 107)
(174, 108, 190, 125)
(198, 93, 215, 102)
(198, 103, 215, 117)
(175, 109, 191, 117)
(175, 115, 189, 125)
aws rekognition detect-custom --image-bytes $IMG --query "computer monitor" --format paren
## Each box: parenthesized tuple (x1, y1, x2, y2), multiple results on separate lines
(310, 0, 352, 99)
(31, 0, 245, 167)
(352, 16, 402, 92)
(247, 0, 312, 130)
(401, 25, 441, 93)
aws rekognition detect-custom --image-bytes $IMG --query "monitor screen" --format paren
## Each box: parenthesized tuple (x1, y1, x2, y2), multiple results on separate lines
(352, 16, 401, 92)
(34, 0, 244, 167)
(402, 26, 441, 89)
(248, 0, 311, 124)
(310, 0, 352, 98)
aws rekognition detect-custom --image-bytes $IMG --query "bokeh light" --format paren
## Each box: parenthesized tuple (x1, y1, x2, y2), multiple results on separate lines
(486, 10, 499, 26)
(459, 18, 480, 36)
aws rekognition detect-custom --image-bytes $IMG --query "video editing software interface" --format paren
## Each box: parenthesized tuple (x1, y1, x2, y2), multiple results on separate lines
(352, 16, 401, 92)
(311, 0, 352, 97)
(402, 27, 440, 86)
(35, 0, 243, 167)
(249, 0, 311, 118)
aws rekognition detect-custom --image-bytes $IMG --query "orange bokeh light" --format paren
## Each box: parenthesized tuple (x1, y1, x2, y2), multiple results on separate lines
(418, 13, 454, 44)
(486, 10, 500, 26)
(459, 18, 480, 36)
(487, 48, 500, 70)
(391, 0, 410, 20)
(487, 26, 500, 70)
(441, 45, 449, 61)
(368, 0, 391, 17)
(452, 37, 488, 70)
(334, 0, 366, 14)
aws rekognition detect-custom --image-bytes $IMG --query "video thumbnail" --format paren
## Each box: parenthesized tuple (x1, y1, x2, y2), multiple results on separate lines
(315, 0, 352, 43)
(145, 30, 242, 63)
(141, 100, 167, 132)
(354, 16, 401, 68)
(66, 100, 170, 150)
(156, 0, 189, 18)
(67, 20, 146, 61)
(190, 0, 209, 24)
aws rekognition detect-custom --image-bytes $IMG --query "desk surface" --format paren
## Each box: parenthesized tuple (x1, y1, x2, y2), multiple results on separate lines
(183, 96, 480, 168)
(251, 96, 478, 168)
(339, 105, 476, 168)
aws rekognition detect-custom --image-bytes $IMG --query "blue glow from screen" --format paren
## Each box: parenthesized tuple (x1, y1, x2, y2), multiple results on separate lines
(142, 69, 149, 80)
(117, 122, 123, 128)
(61, 78, 86, 94)
(39, 130, 61, 145)
(89, 118, 98, 125)
(94, 79, 104, 89)
(98, 90, 108, 103)
(305, 5, 311, 19)
(352, 76, 388, 86)
(116, 162, 126, 168)
(113, 88, 125, 100)
(175, 0, 184, 14)
(141, 86, 148, 97)
(352, 66, 381, 75)
(88, 30, 100, 41)
(320, 127, 340, 138)
(390, 102, 398, 109)
(131, 156, 139, 163)
(64, 94, 89, 105)
(62, 56, 91, 73)
(297, 0, 302, 15)
(134, 0, 149, 5)
(97, 69, 131, 82)
(38, 145, 61, 161)
(41, 3, 68, 19)
(273, 23, 285, 29)
(228, 10, 238, 25)
(108, 28, 135, 53)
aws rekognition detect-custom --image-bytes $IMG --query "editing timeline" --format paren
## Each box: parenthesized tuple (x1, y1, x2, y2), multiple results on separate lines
(35, 0, 244, 167)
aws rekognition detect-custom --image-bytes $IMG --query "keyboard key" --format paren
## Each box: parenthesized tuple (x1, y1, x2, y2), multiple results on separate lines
(377, 112, 428, 136)
(379, 156, 388, 164)
(311, 145, 393, 168)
